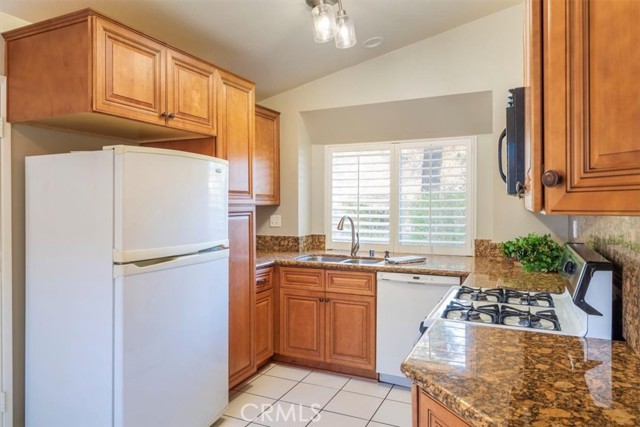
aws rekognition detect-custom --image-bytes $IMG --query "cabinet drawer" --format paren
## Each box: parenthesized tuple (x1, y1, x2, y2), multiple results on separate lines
(326, 271, 375, 296)
(279, 267, 325, 291)
(256, 267, 274, 292)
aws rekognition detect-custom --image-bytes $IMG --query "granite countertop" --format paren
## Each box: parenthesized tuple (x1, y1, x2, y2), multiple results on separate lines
(256, 251, 566, 293)
(401, 320, 640, 427)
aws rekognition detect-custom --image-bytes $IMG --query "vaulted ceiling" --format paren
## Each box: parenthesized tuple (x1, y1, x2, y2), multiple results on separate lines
(0, 0, 522, 100)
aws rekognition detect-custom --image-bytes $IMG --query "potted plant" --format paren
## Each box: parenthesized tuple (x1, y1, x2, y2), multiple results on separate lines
(501, 233, 564, 273)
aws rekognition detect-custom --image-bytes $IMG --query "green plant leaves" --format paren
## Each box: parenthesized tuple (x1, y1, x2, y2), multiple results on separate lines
(500, 233, 564, 273)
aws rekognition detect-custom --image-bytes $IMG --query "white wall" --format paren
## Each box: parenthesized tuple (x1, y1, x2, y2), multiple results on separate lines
(258, 3, 568, 241)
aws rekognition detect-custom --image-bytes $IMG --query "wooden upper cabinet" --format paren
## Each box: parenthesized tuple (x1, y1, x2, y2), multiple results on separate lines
(216, 70, 256, 203)
(166, 49, 217, 135)
(254, 105, 281, 205)
(523, 0, 543, 212)
(94, 17, 166, 125)
(3, 9, 216, 142)
(525, 0, 640, 214)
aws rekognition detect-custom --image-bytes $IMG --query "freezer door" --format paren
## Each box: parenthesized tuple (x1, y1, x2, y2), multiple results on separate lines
(113, 249, 229, 427)
(111, 146, 228, 262)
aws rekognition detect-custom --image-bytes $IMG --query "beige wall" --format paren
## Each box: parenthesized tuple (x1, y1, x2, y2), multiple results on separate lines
(0, 12, 29, 72)
(258, 4, 568, 241)
(11, 125, 123, 426)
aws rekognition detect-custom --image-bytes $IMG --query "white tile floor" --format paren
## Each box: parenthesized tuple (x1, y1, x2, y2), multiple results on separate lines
(214, 363, 412, 427)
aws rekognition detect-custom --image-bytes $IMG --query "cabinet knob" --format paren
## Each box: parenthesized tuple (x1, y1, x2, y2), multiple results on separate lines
(542, 170, 561, 188)
(161, 112, 168, 118)
(167, 113, 176, 120)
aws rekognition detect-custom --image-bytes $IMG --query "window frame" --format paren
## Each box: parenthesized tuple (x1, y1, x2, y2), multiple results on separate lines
(324, 137, 476, 256)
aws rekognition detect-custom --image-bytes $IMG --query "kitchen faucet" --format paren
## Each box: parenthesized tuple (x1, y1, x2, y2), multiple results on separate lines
(337, 215, 359, 257)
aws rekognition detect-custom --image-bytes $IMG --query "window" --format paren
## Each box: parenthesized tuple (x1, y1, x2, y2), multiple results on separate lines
(325, 137, 475, 255)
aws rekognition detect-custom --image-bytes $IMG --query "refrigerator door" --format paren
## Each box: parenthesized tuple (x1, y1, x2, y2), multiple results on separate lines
(113, 249, 229, 427)
(110, 145, 228, 263)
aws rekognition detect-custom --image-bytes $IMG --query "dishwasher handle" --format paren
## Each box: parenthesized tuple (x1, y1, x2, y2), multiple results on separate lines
(377, 272, 460, 286)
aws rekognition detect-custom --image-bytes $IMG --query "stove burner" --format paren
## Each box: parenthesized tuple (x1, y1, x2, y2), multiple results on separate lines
(499, 306, 561, 331)
(455, 286, 504, 303)
(442, 301, 500, 324)
(504, 290, 554, 307)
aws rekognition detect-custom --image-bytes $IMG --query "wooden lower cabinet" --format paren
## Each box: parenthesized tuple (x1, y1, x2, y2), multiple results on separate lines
(413, 386, 470, 427)
(255, 266, 275, 366)
(277, 267, 376, 372)
(279, 288, 326, 362)
(325, 293, 375, 370)
(228, 206, 256, 388)
(255, 288, 274, 366)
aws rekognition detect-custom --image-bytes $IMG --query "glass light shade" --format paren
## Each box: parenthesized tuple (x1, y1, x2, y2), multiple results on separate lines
(312, 3, 337, 43)
(335, 12, 356, 49)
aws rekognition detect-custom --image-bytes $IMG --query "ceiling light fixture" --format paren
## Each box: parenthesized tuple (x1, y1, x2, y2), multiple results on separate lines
(306, 0, 356, 49)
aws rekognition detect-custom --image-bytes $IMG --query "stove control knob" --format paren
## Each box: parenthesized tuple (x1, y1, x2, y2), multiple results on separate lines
(563, 261, 576, 274)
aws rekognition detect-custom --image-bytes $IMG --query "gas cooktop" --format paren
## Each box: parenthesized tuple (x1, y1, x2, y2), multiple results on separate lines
(423, 244, 617, 339)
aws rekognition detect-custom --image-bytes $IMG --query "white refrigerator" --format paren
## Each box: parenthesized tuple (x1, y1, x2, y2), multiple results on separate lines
(25, 145, 229, 427)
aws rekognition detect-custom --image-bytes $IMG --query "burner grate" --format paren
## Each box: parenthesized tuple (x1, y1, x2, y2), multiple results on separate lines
(455, 286, 504, 303)
(442, 301, 500, 324)
(504, 290, 554, 307)
(499, 306, 561, 331)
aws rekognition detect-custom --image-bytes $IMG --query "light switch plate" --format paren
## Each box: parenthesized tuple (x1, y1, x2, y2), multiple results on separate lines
(270, 215, 282, 228)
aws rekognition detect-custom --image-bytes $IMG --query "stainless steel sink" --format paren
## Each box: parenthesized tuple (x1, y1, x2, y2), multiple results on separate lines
(340, 258, 384, 265)
(295, 255, 349, 263)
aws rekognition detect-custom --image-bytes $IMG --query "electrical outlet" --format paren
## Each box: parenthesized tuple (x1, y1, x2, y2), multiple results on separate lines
(572, 219, 578, 240)
(270, 215, 282, 228)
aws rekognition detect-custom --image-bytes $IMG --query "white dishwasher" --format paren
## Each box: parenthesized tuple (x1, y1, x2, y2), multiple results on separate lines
(376, 271, 460, 386)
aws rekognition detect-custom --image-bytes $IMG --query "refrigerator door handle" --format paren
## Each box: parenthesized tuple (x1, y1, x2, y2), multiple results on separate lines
(113, 240, 230, 263)
(114, 249, 229, 278)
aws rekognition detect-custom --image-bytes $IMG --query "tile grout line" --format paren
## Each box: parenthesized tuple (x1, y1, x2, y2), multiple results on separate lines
(366, 382, 395, 427)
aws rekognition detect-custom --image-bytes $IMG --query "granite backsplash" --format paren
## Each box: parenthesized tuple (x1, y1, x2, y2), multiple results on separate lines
(256, 234, 325, 252)
(573, 216, 640, 356)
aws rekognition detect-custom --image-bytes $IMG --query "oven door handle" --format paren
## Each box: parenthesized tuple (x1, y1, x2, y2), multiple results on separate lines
(498, 128, 507, 183)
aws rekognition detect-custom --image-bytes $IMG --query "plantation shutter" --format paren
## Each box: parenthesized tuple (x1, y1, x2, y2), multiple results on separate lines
(398, 143, 469, 249)
(330, 149, 391, 245)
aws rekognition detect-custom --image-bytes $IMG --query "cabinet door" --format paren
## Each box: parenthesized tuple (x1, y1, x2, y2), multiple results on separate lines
(94, 17, 165, 125)
(255, 105, 280, 205)
(325, 293, 375, 371)
(166, 49, 216, 135)
(216, 70, 255, 203)
(415, 386, 470, 427)
(544, 0, 640, 214)
(228, 206, 256, 387)
(255, 289, 274, 366)
(523, 0, 543, 212)
(279, 289, 325, 362)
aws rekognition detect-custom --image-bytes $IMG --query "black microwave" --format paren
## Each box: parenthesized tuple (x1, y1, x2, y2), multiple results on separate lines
(498, 87, 526, 196)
